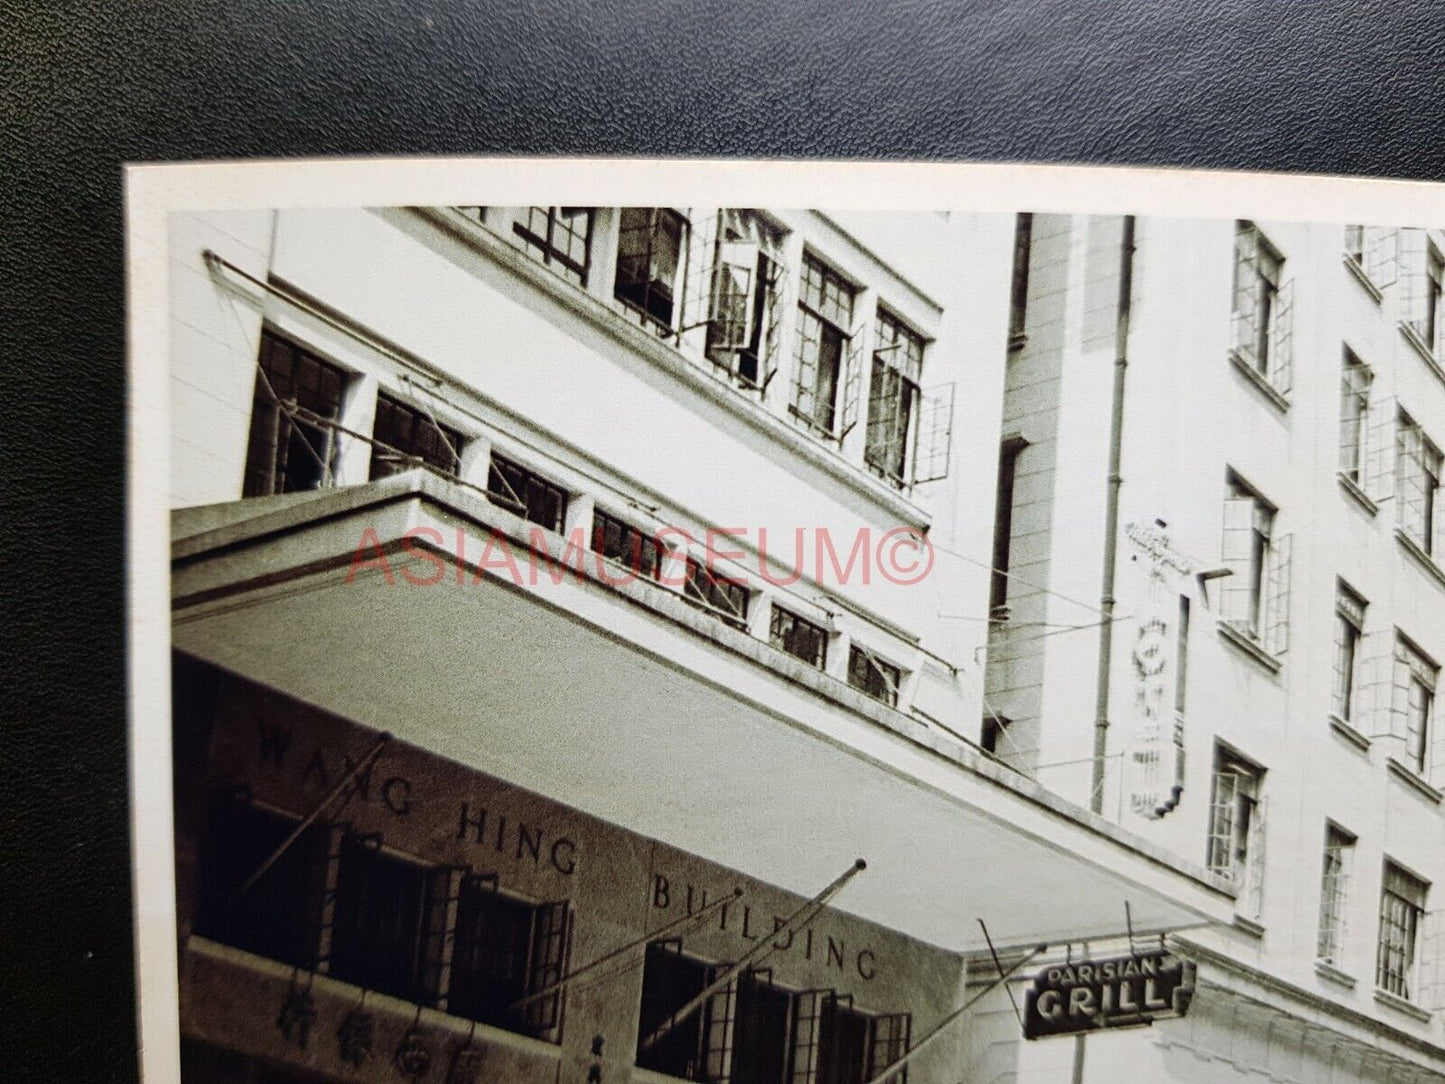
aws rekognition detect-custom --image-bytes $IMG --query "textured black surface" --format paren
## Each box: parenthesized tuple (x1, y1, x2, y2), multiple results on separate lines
(6, 1, 1445, 1080)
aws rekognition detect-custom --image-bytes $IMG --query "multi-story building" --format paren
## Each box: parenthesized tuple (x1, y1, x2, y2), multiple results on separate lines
(977, 212, 1445, 1080)
(163, 202, 1235, 1084)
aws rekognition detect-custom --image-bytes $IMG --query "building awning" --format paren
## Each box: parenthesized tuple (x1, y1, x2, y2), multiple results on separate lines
(171, 471, 1236, 956)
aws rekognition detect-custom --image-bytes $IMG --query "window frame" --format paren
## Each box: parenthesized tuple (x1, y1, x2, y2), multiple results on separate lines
(369, 389, 466, 480)
(1377, 861, 1429, 1000)
(513, 206, 595, 287)
(847, 643, 902, 708)
(1317, 823, 1356, 966)
(485, 450, 570, 533)
(769, 605, 830, 669)
(790, 252, 858, 439)
(864, 308, 925, 489)
(243, 328, 352, 498)
(615, 207, 689, 331)
(1333, 580, 1367, 724)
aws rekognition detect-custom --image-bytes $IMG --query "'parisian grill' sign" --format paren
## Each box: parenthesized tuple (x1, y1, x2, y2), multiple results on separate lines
(1023, 949, 1195, 1040)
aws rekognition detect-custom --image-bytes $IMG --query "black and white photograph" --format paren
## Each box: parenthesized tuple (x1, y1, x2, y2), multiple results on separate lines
(126, 159, 1445, 1083)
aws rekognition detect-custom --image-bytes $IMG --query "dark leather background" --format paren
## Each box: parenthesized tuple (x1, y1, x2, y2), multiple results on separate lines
(6, 1, 1445, 1079)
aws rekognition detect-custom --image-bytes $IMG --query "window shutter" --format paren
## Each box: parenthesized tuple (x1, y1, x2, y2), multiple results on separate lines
(1206, 768, 1238, 875)
(710, 240, 760, 351)
(680, 209, 720, 343)
(1397, 229, 1430, 334)
(699, 969, 738, 1084)
(1267, 279, 1294, 396)
(1385, 644, 1414, 743)
(1262, 532, 1291, 656)
(421, 866, 466, 1009)
(1231, 227, 1261, 366)
(911, 382, 956, 485)
(1244, 795, 1267, 921)
(758, 256, 786, 396)
(864, 360, 903, 475)
(524, 899, 572, 1035)
(1219, 496, 1258, 626)
(1357, 630, 1395, 738)
(1366, 227, 1399, 287)
(788, 988, 834, 1084)
(307, 822, 347, 974)
(838, 318, 867, 441)
(1339, 361, 1371, 476)
(868, 1012, 911, 1084)
(1419, 911, 1445, 1012)
(1398, 421, 1427, 542)
(1364, 397, 1399, 503)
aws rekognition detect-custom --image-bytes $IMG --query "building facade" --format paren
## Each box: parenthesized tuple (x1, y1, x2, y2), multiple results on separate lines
(170, 196, 1445, 1084)
(977, 213, 1445, 1080)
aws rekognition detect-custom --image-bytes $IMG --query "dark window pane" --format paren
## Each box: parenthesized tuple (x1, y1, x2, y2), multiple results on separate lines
(731, 972, 791, 1084)
(683, 558, 749, 631)
(636, 943, 711, 1079)
(370, 392, 464, 479)
(848, 645, 900, 707)
(486, 452, 569, 532)
(769, 607, 828, 668)
(243, 330, 349, 498)
(192, 797, 324, 970)
(592, 509, 662, 579)
(329, 836, 430, 1004)
(448, 878, 538, 1033)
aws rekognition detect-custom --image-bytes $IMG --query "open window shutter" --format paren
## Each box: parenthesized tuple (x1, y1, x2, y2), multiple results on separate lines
(1231, 227, 1261, 366)
(868, 1012, 912, 1084)
(1385, 645, 1414, 743)
(523, 899, 572, 1035)
(788, 988, 833, 1084)
(1267, 279, 1294, 395)
(1366, 227, 1399, 287)
(1418, 911, 1445, 1011)
(758, 256, 786, 395)
(711, 240, 760, 351)
(911, 382, 956, 485)
(421, 866, 466, 1009)
(1356, 631, 1393, 738)
(308, 822, 347, 973)
(1262, 533, 1291, 656)
(1220, 497, 1257, 626)
(1398, 422, 1426, 541)
(699, 968, 737, 1084)
(1364, 398, 1399, 503)
(1398, 229, 1429, 333)
(1244, 795, 1267, 921)
(864, 360, 901, 475)
(679, 208, 718, 344)
(1206, 768, 1237, 875)
(838, 319, 866, 441)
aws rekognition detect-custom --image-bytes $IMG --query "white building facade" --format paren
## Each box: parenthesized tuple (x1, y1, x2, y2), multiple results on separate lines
(978, 213, 1445, 1081)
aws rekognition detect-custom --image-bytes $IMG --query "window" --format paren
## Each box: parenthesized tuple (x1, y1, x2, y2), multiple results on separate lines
(1339, 350, 1373, 485)
(616, 207, 687, 329)
(635, 942, 731, 1081)
(369, 392, 464, 480)
(243, 330, 350, 498)
(1220, 474, 1290, 655)
(1377, 862, 1429, 999)
(513, 206, 593, 286)
(700, 209, 786, 390)
(191, 795, 571, 1041)
(486, 451, 569, 532)
(848, 645, 901, 708)
(989, 437, 1027, 618)
(791, 254, 858, 438)
(635, 944, 910, 1084)
(1397, 412, 1443, 557)
(769, 607, 829, 669)
(1332, 582, 1367, 724)
(1207, 747, 1266, 918)
(1008, 213, 1033, 347)
(328, 834, 437, 1004)
(449, 875, 571, 1038)
(683, 557, 749, 631)
(1317, 825, 1355, 965)
(1428, 250, 1445, 359)
(865, 311, 924, 488)
(1395, 636, 1437, 777)
(980, 714, 1010, 755)
(192, 796, 333, 971)
(591, 509, 663, 580)
(1230, 221, 1293, 397)
(1345, 224, 1366, 267)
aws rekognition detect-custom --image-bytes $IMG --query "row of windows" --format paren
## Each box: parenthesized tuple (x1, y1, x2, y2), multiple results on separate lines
(194, 795, 911, 1080)
(240, 331, 911, 712)
(468, 206, 952, 492)
(1206, 750, 1440, 1007)
(1230, 222, 1445, 412)
(487, 449, 906, 707)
